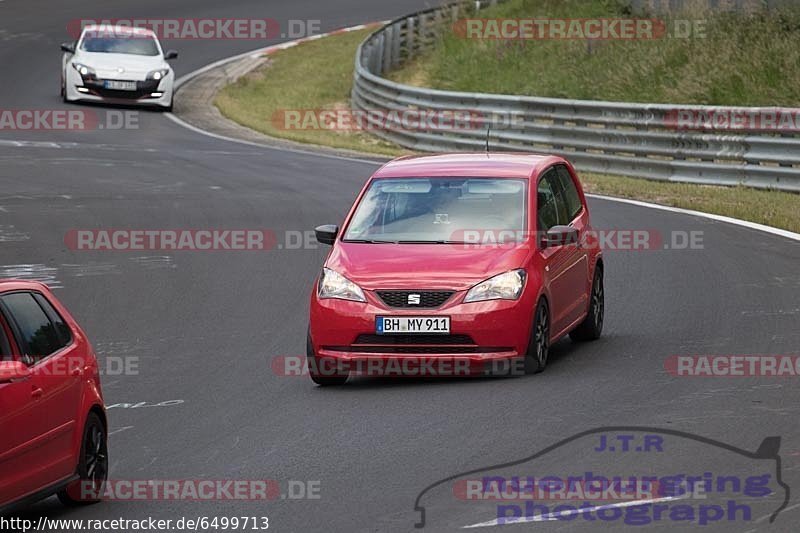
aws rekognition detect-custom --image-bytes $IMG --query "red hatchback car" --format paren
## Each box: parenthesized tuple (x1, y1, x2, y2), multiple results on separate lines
(308, 153, 604, 385)
(0, 280, 107, 512)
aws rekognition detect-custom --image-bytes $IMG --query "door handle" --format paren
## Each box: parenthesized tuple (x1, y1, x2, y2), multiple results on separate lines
(31, 386, 44, 400)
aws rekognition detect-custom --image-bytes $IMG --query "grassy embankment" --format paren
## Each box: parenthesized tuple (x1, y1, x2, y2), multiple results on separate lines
(217, 4, 800, 232)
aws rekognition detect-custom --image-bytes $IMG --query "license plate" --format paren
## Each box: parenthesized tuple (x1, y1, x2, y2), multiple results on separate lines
(376, 316, 450, 334)
(104, 80, 137, 91)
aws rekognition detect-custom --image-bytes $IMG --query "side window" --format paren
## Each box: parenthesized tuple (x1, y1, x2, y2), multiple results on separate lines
(537, 173, 559, 232)
(33, 293, 72, 347)
(0, 317, 11, 361)
(0, 292, 68, 365)
(555, 165, 583, 221)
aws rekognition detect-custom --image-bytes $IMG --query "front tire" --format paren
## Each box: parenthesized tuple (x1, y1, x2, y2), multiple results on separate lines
(570, 266, 604, 342)
(307, 330, 348, 386)
(58, 412, 108, 506)
(524, 299, 550, 374)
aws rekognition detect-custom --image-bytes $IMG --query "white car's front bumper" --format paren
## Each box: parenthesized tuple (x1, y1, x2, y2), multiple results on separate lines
(64, 67, 174, 108)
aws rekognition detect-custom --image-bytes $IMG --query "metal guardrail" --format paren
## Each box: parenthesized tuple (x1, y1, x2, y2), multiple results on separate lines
(351, 1, 800, 191)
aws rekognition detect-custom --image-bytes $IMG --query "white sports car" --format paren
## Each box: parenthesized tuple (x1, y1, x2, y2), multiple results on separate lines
(61, 25, 177, 111)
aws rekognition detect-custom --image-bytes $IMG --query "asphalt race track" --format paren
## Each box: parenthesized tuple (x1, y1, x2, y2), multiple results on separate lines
(1, 0, 799, 531)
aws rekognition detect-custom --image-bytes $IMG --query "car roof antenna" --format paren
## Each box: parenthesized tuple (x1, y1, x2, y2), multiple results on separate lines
(485, 126, 491, 156)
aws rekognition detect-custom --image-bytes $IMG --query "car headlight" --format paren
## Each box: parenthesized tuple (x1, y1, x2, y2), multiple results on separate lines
(318, 268, 366, 302)
(72, 62, 96, 78)
(147, 68, 170, 81)
(464, 269, 526, 303)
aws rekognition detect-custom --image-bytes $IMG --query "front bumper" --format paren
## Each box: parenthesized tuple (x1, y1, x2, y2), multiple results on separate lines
(65, 68, 173, 107)
(309, 288, 536, 377)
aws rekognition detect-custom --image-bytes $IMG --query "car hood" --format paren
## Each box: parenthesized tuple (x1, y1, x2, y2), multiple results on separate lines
(325, 242, 532, 291)
(73, 52, 165, 74)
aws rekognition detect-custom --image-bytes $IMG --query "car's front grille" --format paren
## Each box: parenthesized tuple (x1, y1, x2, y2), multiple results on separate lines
(84, 79, 161, 100)
(376, 290, 454, 308)
(355, 334, 475, 345)
(324, 345, 510, 354)
(323, 334, 511, 354)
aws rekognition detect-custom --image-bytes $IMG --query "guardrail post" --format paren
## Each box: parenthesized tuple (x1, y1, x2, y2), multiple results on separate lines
(382, 25, 394, 72)
(406, 17, 416, 61)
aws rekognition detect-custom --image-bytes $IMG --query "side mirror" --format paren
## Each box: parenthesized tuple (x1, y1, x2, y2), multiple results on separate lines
(164, 50, 178, 60)
(315, 224, 339, 246)
(542, 225, 579, 249)
(61, 42, 76, 54)
(0, 360, 32, 384)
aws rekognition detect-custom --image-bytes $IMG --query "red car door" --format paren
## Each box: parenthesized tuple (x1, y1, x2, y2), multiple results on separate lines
(31, 292, 85, 479)
(553, 165, 591, 328)
(0, 292, 81, 492)
(536, 167, 589, 336)
(0, 309, 51, 505)
(536, 169, 572, 334)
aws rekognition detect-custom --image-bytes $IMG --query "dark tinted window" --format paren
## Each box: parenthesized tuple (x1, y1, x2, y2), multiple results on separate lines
(555, 165, 583, 220)
(537, 172, 560, 231)
(1, 293, 67, 364)
(33, 293, 72, 347)
(0, 320, 10, 361)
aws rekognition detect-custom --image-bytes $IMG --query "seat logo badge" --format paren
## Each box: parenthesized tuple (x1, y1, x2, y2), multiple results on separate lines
(408, 294, 421, 305)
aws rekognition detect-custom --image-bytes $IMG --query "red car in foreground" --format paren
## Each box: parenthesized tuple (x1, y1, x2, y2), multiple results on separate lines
(308, 153, 604, 386)
(0, 280, 107, 512)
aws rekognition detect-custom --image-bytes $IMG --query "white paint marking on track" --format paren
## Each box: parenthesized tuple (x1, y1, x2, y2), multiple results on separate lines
(165, 21, 390, 167)
(164, 112, 381, 166)
(462, 495, 686, 528)
(586, 194, 800, 242)
(108, 425, 134, 436)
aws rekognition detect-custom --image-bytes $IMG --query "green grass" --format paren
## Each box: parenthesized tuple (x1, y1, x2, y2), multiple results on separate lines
(214, 19, 799, 234)
(215, 28, 408, 156)
(580, 173, 800, 233)
(388, 0, 800, 105)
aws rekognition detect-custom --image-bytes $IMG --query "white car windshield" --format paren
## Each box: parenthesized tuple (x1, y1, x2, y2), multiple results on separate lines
(80, 35, 160, 56)
(343, 178, 527, 243)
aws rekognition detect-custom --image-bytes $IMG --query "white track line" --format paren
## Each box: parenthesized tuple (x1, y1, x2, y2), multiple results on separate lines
(463, 495, 686, 528)
(165, 21, 388, 166)
(587, 194, 800, 242)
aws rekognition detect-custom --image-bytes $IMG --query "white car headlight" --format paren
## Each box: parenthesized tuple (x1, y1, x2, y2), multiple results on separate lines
(464, 269, 526, 303)
(72, 62, 96, 78)
(147, 68, 170, 81)
(318, 268, 366, 303)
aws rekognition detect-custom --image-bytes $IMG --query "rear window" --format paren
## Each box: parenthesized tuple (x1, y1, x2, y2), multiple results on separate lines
(0, 293, 68, 364)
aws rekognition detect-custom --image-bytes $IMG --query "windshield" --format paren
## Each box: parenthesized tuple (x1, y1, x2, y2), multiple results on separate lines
(343, 178, 527, 243)
(80, 35, 160, 56)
